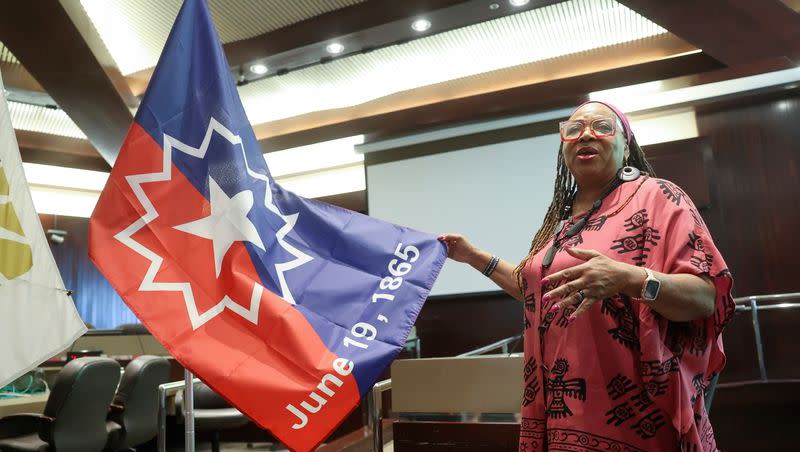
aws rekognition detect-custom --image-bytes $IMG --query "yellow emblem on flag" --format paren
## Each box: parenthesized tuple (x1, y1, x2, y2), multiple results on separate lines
(0, 166, 33, 280)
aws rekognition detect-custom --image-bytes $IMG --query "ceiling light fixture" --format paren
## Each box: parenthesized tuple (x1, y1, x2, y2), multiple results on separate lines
(265, 135, 365, 178)
(509, 0, 530, 6)
(489, 3, 500, 10)
(22, 162, 109, 191)
(326, 43, 345, 54)
(239, 0, 671, 125)
(411, 19, 432, 32)
(28, 186, 101, 218)
(249, 63, 268, 75)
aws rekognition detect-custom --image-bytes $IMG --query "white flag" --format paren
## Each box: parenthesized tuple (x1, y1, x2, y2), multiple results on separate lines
(0, 72, 87, 387)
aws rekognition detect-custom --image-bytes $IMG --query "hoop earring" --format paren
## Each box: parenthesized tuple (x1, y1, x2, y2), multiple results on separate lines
(619, 166, 641, 181)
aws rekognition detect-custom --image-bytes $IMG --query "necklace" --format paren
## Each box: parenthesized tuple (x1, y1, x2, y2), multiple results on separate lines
(541, 169, 644, 269)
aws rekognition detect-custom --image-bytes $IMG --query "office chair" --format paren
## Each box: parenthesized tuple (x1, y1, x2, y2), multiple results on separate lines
(175, 381, 249, 452)
(116, 323, 149, 334)
(0, 357, 121, 452)
(103, 356, 170, 451)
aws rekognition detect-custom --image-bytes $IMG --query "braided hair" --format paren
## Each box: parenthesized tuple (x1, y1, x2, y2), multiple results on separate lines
(512, 134, 655, 295)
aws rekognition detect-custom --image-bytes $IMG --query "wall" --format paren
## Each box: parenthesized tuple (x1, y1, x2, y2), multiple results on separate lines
(696, 93, 800, 296)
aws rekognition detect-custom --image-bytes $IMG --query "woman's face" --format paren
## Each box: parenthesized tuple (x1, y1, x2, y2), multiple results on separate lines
(561, 103, 627, 187)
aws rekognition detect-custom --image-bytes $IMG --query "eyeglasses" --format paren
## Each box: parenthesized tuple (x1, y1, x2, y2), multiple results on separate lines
(559, 117, 617, 142)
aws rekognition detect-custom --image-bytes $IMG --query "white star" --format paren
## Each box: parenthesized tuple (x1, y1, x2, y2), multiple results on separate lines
(115, 117, 311, 329)
(174, 177, 264, 277)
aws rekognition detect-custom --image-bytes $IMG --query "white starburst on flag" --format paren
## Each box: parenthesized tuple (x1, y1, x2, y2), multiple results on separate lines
(114, 117, 312, 329)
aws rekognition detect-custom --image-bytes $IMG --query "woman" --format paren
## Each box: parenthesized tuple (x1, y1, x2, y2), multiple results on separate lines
(439, 101, 734, 451)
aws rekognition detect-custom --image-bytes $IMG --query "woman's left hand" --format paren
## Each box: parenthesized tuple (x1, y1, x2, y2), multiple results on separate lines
(542, 247, 640, 322)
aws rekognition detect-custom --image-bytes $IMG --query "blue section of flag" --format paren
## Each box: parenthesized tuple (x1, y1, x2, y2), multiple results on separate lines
(128, 0, 445, 394)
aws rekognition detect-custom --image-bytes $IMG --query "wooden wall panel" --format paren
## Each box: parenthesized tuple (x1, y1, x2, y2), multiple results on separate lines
(413, 293, 522, 358)
(696, 94, 800, 296)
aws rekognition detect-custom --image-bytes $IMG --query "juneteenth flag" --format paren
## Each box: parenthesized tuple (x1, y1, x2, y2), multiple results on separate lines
(88, 0, 445, 450)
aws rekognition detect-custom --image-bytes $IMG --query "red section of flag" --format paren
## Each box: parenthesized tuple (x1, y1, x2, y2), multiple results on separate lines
(89, 124, 361, 450)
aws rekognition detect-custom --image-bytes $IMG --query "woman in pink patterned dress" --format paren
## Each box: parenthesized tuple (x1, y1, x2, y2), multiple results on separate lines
(439, 101, 734, 451)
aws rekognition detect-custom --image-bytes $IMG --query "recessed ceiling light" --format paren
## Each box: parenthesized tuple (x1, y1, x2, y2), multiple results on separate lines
(249, 63, 268, 75)
(326, 43, 345, 54)
(489, 3, 500, 10)
(411, 19, 431, 32)
(509, 0, 530, 6)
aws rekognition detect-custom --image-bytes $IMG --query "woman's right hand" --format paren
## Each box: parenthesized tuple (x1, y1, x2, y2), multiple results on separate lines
(438, 233, 523, 301)
(437, 233, 481, 264)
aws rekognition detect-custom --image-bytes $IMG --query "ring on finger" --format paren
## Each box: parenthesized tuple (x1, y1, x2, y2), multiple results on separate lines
(577, 289, 586, 303)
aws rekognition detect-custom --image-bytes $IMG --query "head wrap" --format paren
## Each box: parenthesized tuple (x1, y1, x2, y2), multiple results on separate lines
(572, 100, 632, 145)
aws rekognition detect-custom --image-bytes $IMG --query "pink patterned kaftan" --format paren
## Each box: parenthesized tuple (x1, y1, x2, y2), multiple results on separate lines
(519, 177, 734, 452)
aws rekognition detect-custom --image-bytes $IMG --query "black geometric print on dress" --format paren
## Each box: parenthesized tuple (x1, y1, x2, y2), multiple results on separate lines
(610, 227, 661, 266)
(687, 232, 704, 252)
(606, 401, 635, 426)
(697, 411, 717, 450)
(539, 308, 558, 335)
(607, 374, 637, 400)
(624, 209, 649, 231)
(524, 357, 536, 381)
(690, 373, 707, 404)
(631, 389, 654, 412)
(585, 215, 607, 232)
(523, 294, 536, 332)
(522, 280, 534, 332)
(689, 324, 709, 356)
(547, 429, 645, 452)
(521, 277, 535, 311)
(545, 358, 587, 419)
(640, 354, 681, 377)
(657, 179, 687, 206)
(689, 207, 703, 227)
(665, 322, 692, 355)
(560, 231, 583, 248)
(644, 378, 668, 399)
(689, 252, 713, 273)
(519, 417, 546, 440)
(688, 232, 714, 272)
(523, 376, 541, 407)
(714, 279, 735, 334)
(601, 297, 640, 350)
(642, 227, 661, 249)
(555, 306, 575, 328)
(631, 409, 666, 439)
(524, 293, 536, 314)
(680, 437, 700, 452)
(667, 322, 708, 356)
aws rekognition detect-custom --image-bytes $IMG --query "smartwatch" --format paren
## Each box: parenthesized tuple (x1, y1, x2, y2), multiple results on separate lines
(640, 267, 661, 301)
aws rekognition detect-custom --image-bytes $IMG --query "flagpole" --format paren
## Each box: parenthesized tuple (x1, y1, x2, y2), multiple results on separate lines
(184, 370, 196, 452)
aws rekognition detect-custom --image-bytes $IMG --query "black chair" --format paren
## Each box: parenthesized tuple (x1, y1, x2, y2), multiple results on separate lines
(103, 356, 170, 451)
(0, 357, 121, 452)
(174, 382, 249, 452)
(116, 323, 149, 334)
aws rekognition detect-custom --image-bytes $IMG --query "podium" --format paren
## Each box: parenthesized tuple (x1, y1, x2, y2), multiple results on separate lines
(391, 354, 523, 451)
(69, 330, 169, 357)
